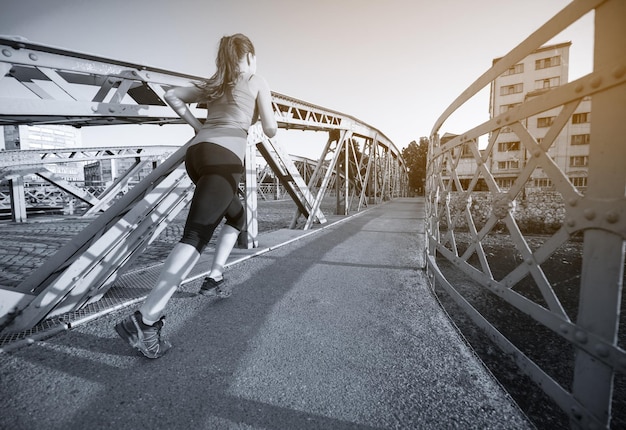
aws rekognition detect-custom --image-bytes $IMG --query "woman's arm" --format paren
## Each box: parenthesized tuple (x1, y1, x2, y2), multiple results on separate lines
(164, 86, 204, 132)
(250, 75, 278, 138)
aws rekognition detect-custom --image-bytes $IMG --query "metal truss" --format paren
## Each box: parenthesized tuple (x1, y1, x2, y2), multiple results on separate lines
(0, 146, 176, 171)
(255, 155, 319, 201)
(0, 35, 407, 332)
(0, 145, 175, 219)
(426, 0, 625, 428)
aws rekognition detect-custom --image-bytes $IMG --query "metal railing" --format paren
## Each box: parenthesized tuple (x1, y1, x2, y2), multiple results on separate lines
(426, 0, 625, 428)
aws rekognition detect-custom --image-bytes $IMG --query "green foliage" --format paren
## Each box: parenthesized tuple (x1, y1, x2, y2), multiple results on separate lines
(402, 137, 428, 194)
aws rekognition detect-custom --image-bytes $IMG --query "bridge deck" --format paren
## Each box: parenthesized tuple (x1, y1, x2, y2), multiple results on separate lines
(0, 198, 531, 429)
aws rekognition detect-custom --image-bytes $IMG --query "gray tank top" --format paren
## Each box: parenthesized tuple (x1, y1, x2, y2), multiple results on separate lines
(191, 74, 257, 161)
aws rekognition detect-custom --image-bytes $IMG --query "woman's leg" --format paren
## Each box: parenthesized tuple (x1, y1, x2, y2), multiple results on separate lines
(208, 193, 245, 280)
(115, 173, 232, 357)
(139, 242, 201, 324)
(139, 170, 237, 322)
(115, 241, 199, 358)
(116, 142, 243, 357)
(208, 224, 240, 281)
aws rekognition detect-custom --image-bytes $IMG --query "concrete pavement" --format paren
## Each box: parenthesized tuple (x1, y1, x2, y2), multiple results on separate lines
(0, 198, 532, 429)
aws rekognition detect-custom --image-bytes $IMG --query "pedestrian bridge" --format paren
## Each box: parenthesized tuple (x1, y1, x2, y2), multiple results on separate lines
(1, 0, 625, 428)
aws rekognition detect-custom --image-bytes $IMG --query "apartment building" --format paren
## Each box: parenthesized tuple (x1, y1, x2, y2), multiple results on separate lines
(488, 42, 591, 191)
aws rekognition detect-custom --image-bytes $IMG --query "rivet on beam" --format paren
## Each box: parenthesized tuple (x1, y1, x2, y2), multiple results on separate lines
(574, 330, 588, 344)
(583, 208, 596, 220)
(612, 65, 626, 79)
(590, 76, 602, 89)
(595, 343, 610, 358)
(605, 210, 619, 224)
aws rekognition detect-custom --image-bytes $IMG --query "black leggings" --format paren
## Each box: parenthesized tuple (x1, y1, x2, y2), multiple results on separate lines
(180, 142, 245, 253)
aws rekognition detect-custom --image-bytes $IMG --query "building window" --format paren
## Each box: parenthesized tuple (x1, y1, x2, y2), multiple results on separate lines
(572, 112, 590, 124)
(503, 63, 524, 76)
(498, 141, 521, 152)
(571, 134, 590, 145)
(500, 83, 523, 95)
(534, 76, 560, 90)
(496, 178, 515, 188)
(534, 178, 552, 188)
(570, 177, 587, 187)
(570, 156, 588, 167)
(535, 55, 561, 70)
(460, 144, 473, 158)
(498, 160, 520, 170)
(499, 103, 521, 114)
(537, 116, 556, 128)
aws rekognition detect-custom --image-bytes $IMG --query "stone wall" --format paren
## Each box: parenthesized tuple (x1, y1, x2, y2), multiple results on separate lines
(443, 190, 565, 234)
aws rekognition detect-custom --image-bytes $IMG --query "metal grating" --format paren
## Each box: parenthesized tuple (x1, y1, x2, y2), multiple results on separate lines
(0, 262, 162, 351)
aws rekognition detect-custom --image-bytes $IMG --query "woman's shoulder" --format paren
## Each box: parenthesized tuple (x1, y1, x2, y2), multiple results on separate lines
(243, 73, 270, 94)
(242, 73, 266, 85)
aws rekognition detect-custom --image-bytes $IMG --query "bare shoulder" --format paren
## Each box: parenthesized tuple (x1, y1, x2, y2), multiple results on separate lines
(247, 74, 270, 93)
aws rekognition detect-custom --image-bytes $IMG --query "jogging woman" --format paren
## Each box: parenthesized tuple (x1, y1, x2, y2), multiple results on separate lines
(115, 33, 277, 358)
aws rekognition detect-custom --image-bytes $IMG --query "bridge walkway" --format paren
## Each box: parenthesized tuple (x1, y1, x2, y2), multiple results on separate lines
(0, 198, 531, 429)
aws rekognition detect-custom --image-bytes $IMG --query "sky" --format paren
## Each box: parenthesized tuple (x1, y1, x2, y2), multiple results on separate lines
(0, 0, 595, 158)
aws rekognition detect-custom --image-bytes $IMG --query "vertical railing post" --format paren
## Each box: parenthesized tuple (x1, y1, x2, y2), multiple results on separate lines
(344, 138, 349, 215)
(571, 0, 626, 427)
(9, 176, 27, 223)
(427, 133, 440, 259)
(372, 143, 378, 204)
(241, 141, 259, 249)
(335, 144, 342, 214)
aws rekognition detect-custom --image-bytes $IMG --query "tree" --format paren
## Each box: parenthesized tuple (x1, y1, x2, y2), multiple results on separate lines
(401, 137, 428, 195)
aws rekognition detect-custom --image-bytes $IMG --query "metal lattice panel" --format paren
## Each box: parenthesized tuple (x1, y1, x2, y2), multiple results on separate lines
(426, 0, 626, 428)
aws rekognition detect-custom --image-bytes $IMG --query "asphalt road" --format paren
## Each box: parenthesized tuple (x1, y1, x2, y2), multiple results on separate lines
(0, 198, 532, 429)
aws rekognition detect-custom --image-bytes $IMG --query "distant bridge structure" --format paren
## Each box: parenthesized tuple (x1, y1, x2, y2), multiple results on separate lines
(0, 145, 176, 217)
(0, 35, 407, 333)
(426, 0, 625, 428)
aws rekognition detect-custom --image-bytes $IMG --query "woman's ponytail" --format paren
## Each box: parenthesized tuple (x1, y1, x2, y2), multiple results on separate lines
(196, 34, 255, 103)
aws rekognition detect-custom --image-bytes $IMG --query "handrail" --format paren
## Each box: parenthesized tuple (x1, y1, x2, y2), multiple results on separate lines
(430, 0, 606, 137)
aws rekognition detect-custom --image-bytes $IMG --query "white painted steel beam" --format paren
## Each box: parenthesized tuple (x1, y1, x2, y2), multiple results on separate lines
(0, 35, 406, 334)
